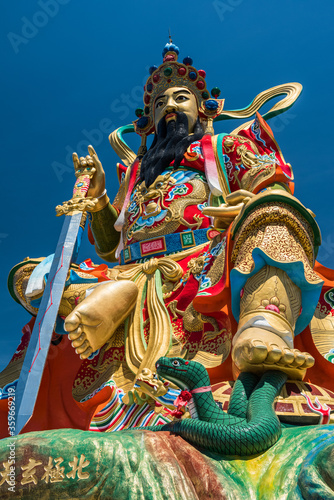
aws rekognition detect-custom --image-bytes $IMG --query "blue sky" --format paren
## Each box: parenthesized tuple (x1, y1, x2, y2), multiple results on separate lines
(0, 0, 333, 371)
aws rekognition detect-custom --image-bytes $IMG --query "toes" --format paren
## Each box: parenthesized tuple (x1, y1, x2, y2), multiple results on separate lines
(234, 340, 315, 375)
(64, 311, 82, 332)
(278, 349, 314, 369)
(68, 327, 82, 341)
(266, 347, 282, 364)
(300, 354, 315, 369)
(280, 349, 295, 365)
(75, 340, 90, 355)
(80, 346, 93, 360)
(247, 342, 268, 364)
(233, 336, 315, 379)
(71, 332, 86, 348)
(291, 351, 306, 367)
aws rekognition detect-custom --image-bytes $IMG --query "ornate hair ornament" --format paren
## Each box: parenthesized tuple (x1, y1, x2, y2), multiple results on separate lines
(109, 41, 302, 165)
(133, 42, 224, 137)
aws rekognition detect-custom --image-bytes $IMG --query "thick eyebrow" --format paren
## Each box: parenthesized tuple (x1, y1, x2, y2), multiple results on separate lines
(173, 89, 192, 96)
(155, 89, 192, 102)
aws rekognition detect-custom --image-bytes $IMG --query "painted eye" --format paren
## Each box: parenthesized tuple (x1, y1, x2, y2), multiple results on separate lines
(155, 182, 163, 189)
(176, 95, 188, 102)
(141, 187, 147, 195)
(155, 101, 164, 108)
(172, 360, 180, 367)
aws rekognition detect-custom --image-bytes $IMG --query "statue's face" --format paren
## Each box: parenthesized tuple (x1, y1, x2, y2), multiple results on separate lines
(154, 87, 198, 133)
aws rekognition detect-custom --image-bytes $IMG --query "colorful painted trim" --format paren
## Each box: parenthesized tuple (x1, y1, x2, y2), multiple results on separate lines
(89, 387, 172, 432)
(211, 133, 231, 200)
(231, 191, 321, 253)
(120, 227, 213, 265)
(230, 248, 323, 335)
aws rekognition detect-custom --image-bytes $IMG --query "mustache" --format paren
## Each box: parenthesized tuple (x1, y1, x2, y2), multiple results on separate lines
(157, 111, 189, 138)
(139, 111, 204, 188)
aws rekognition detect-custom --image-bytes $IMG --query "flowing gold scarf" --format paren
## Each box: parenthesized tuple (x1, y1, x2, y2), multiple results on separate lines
(114, 257, 183, 378)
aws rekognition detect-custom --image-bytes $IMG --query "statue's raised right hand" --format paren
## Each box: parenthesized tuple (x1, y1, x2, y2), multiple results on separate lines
(72, 145, 106, 199)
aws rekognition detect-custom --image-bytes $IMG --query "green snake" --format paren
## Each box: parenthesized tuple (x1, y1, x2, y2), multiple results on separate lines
(141, 357, 287, 456)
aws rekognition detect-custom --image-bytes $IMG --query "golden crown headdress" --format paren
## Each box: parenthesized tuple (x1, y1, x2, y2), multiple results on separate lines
(109, 41, 302, 164)
(133, 42, 224, 137)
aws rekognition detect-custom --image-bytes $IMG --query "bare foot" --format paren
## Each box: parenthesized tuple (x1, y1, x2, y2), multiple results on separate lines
(64, 280, 138, 359)
(232, 328, 314, 380)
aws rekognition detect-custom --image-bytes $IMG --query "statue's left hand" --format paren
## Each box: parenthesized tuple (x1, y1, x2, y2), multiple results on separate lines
(202, 189, 255, 228)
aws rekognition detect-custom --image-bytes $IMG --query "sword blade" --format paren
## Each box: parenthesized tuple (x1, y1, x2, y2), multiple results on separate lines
(15, 212, 82, 434)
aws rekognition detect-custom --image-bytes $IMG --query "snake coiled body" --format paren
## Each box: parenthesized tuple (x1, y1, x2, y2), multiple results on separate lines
(143, 357, 287, 456)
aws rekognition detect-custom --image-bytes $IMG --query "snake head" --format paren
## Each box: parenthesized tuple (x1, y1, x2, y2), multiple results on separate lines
(155, 357, 210, 391)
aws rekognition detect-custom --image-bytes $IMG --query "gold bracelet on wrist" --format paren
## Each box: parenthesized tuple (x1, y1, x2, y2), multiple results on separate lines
(89, 190, 110, 213)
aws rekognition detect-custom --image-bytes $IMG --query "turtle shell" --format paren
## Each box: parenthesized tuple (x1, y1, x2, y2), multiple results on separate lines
(212, 380, 334, 425)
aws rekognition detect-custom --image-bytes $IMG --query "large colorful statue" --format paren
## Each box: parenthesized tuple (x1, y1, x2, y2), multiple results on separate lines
(1, 41, 334, 498)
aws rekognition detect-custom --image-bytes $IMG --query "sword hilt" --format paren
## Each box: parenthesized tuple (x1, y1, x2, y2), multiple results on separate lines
(56, 164, 98, 216)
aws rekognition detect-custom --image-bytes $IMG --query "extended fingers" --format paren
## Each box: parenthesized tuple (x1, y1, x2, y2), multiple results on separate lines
(88, 145, 96, 157)
(72, 152, 80, 168)
(88, 145, 99, 164)
(88, 145, 102, 169)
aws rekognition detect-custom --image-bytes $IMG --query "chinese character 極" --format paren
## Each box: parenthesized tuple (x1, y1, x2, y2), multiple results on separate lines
(41, 457, 65, 483)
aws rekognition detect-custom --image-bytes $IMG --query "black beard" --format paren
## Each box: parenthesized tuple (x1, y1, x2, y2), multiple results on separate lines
(139, 112, 204, 188)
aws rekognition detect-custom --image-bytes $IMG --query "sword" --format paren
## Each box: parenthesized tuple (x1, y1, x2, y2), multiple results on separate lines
(15, 149, 98, 434)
